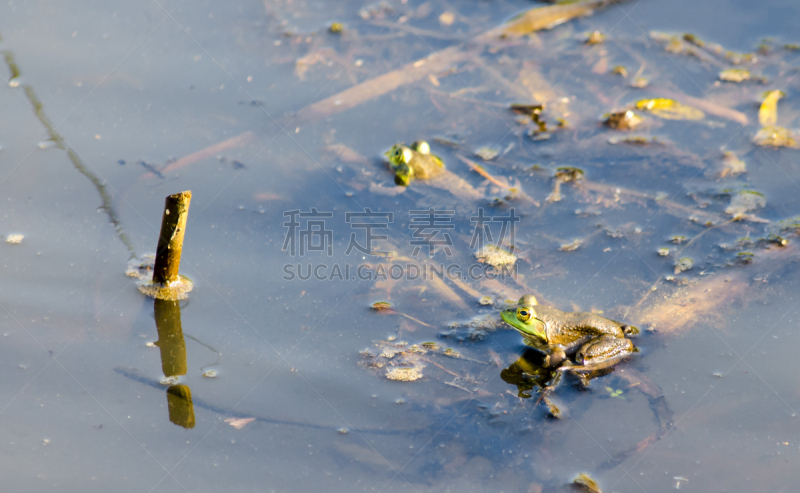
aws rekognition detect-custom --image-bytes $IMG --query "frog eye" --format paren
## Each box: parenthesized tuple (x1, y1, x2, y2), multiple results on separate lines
(516, 308, 532, 323)
(392, 148, 402, 158)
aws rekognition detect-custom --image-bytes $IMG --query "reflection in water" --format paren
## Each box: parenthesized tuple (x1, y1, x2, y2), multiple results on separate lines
(154, 299, 188, 377)
(154, 298, 195, 429)
(166, 385, 195, 430)
(500, 350, 560, 398)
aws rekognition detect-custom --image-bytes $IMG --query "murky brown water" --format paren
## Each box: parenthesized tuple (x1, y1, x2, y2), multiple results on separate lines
(1, 0, 800, 491)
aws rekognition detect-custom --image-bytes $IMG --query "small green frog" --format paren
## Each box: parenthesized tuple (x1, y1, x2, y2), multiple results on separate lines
(501, 295, 638, 371)
(386, 141, 445, 186)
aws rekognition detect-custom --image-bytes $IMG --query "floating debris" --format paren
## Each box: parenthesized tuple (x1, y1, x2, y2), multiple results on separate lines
(573, 472, 602, 493)
(674, 257, 694, 274)
(358, 1, 394, 20)
(682, 33, 704, 47)
(543, 394, 567, 419)
(510, 103, 548, 134)
(635, 98, 705, 120)
(160, 376, 180, 386)
(604, 110, 643, 130)
(371, 301, 393, 311)
(202, 370, 218, 378)
(475, 244, 517, 267)
(474, 146, 500, 161)
(225, 417, 255, 430)
(753, 126, 798, 148)
(385, 367, 423, 382)
(657, 247, 670, 256)
(725, 190, 766, 218)
(5, 233, 23, 244)
(126, 254, 155, 278)
(585, 30, 605, 45)
(630, 77, 649, 88)
(611, 65, 627, 76)
(555, 167, 584, 182)
(439, 11, 455, 26)
(329, 22, 344, 34)
(719, 68, 751, 83)
(380, 347, 403, 359)
(560, 239, 582, 252)
(720, 151, 746, 176)
(608, 136, 659, 145)
(479, 296, 493, 306)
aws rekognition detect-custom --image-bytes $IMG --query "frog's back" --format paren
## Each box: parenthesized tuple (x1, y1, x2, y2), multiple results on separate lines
(409, 154, 445, 179)
(535, 306, 626, 341)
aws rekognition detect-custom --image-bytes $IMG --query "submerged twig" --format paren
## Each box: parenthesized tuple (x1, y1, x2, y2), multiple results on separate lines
(4, 50, 137, 258)
(292, 1, 621, 125)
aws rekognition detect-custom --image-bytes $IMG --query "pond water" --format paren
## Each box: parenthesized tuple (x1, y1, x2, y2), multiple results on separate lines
(2, 0, 800, 491)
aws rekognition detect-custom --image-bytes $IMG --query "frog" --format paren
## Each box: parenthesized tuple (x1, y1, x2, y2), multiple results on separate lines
(386, 140, 445, 186)
(501, 295, 638, 372)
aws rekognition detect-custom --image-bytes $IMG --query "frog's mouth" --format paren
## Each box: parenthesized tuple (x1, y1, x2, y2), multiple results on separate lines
(501, 309, 546, 340)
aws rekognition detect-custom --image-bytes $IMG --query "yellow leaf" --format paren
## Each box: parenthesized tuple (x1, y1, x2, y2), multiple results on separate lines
(758, 90, 784, 126)
(635, 98, 704, 120)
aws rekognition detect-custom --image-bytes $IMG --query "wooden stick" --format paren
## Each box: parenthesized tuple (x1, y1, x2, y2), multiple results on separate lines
(153, 191, 192, 285)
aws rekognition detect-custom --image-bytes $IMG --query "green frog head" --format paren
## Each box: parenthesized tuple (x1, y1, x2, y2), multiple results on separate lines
(387, 144, 413, 168)
(501, 295, 547, 342)
(387, 144, 415, 186)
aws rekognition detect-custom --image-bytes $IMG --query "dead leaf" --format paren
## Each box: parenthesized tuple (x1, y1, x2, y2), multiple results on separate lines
(225, 417, 256, 430)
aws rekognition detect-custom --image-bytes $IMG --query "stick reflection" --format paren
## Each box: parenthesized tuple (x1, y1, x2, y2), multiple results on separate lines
(154, 298, 195, 429)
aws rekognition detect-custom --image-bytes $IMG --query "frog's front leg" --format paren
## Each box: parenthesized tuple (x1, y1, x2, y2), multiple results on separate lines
(543, 345, 568, 368)
(522, 337, 568, 368)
